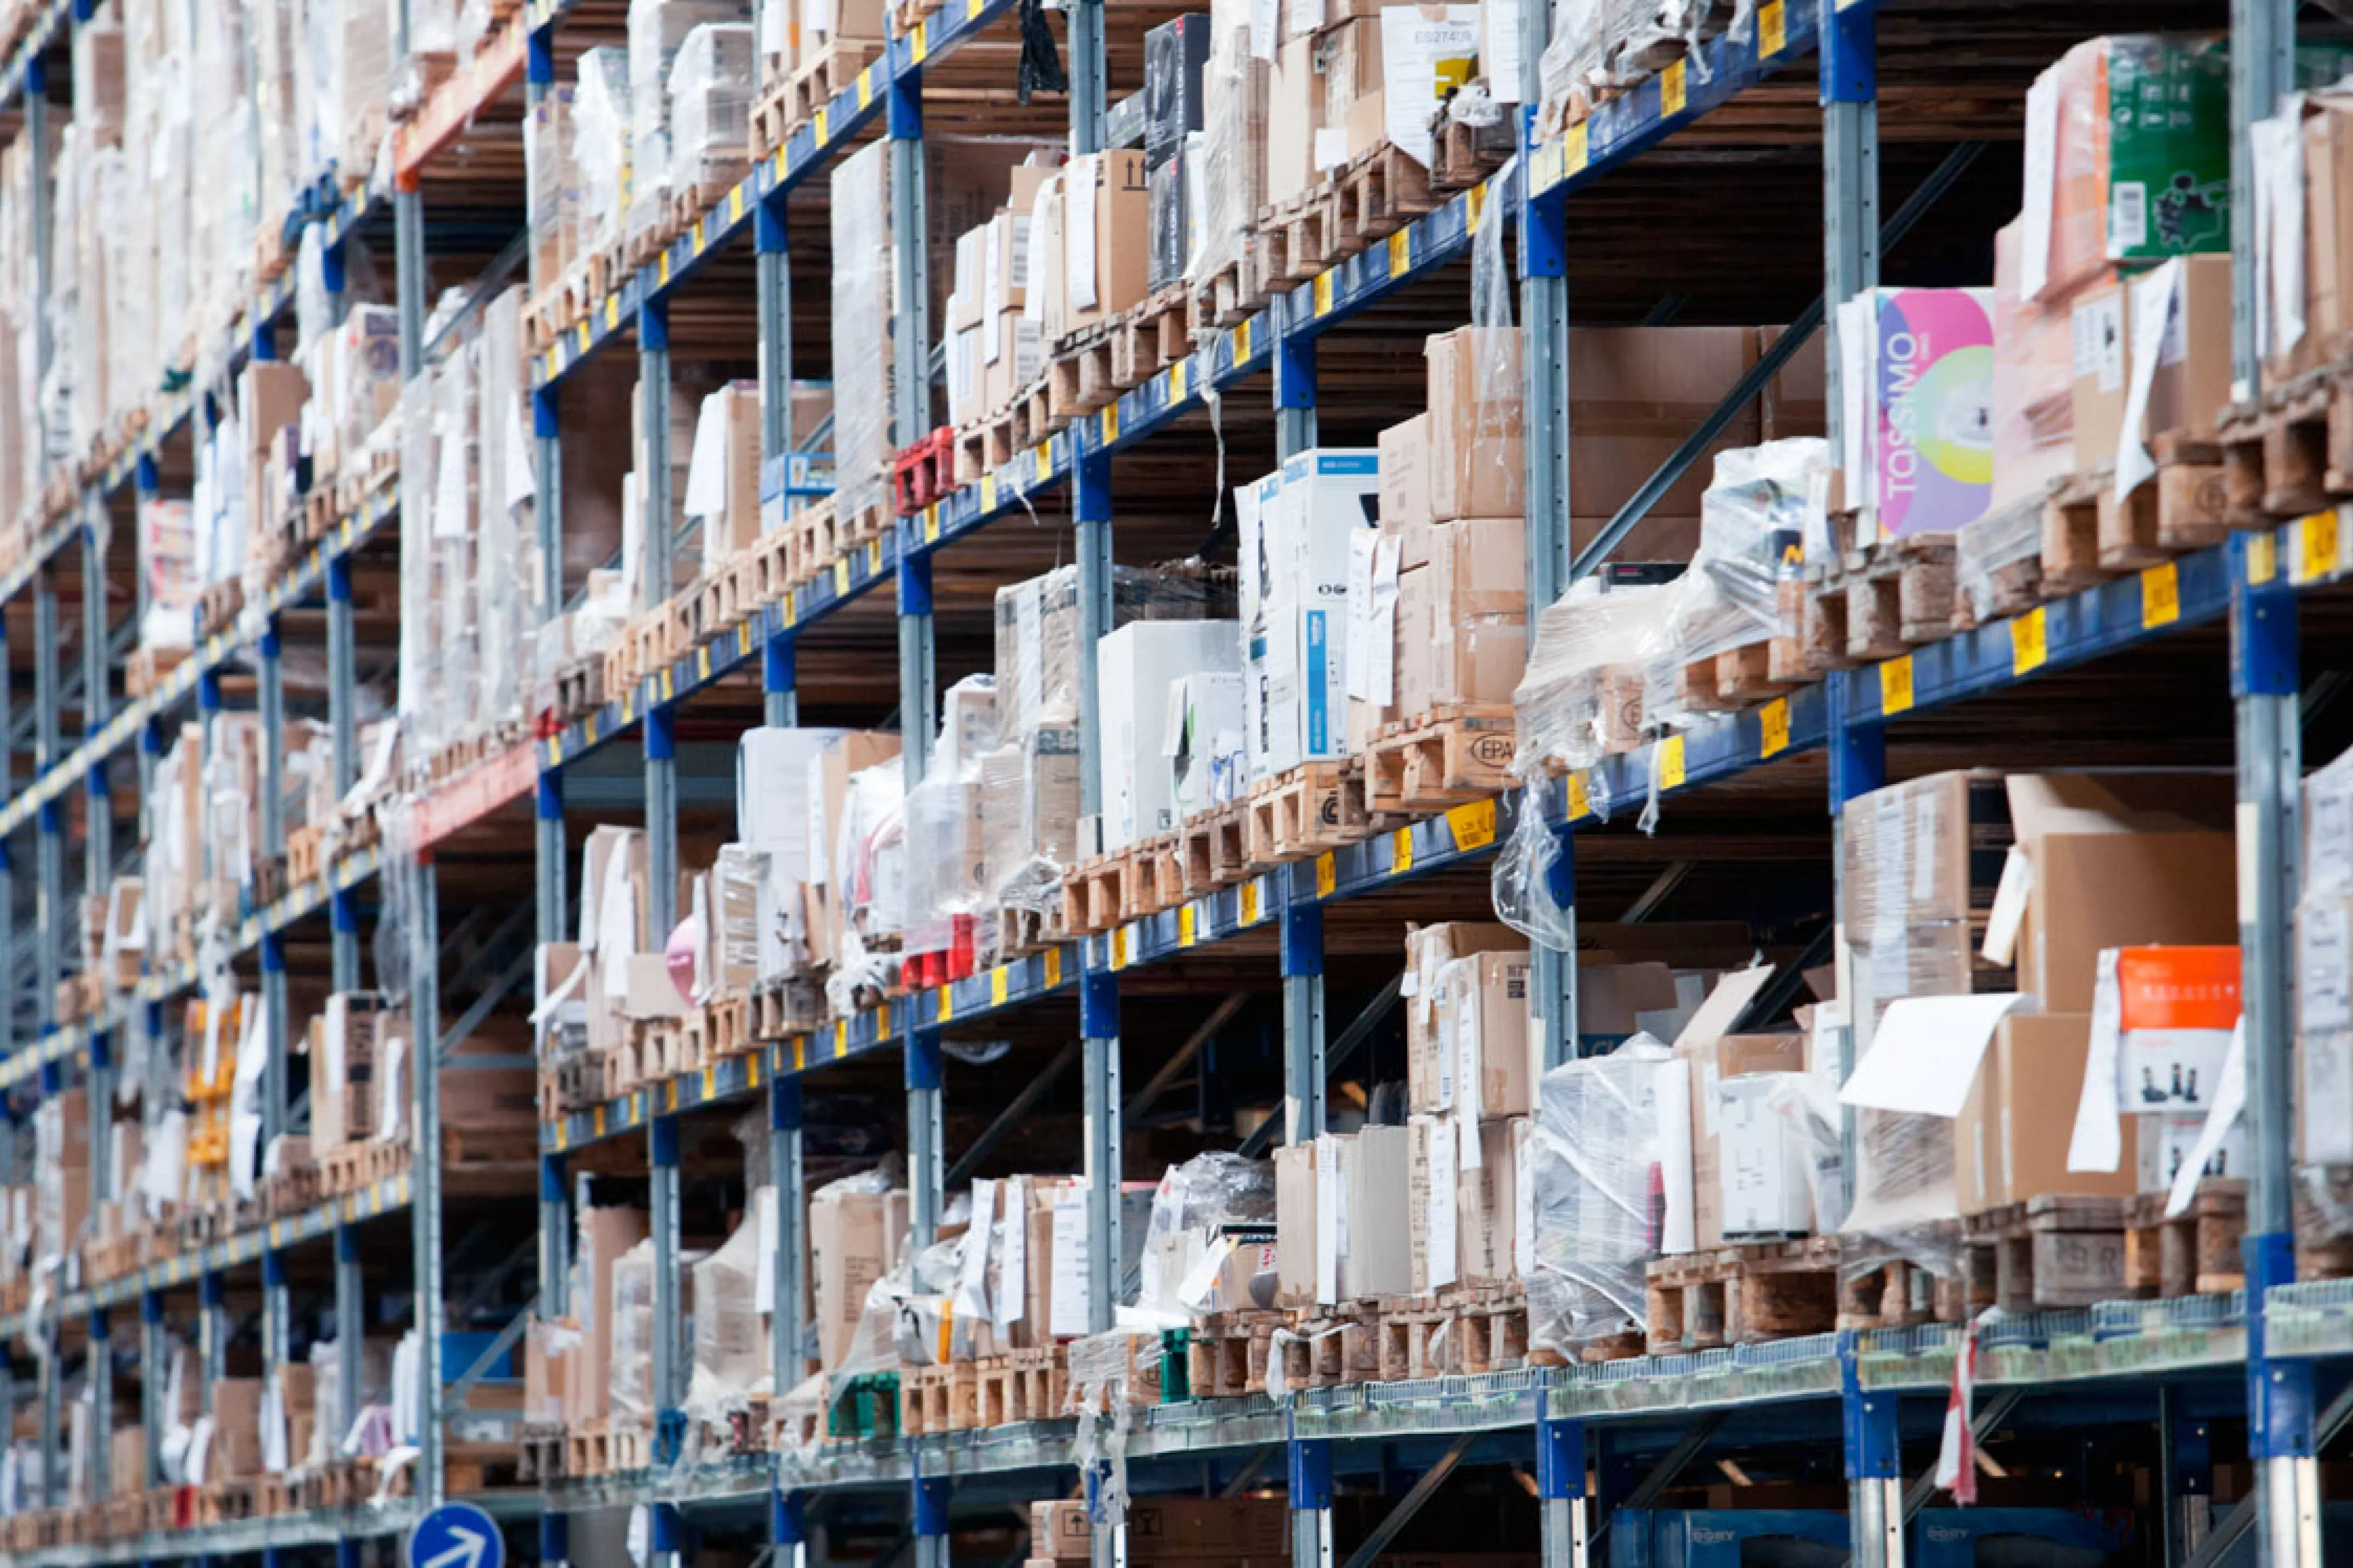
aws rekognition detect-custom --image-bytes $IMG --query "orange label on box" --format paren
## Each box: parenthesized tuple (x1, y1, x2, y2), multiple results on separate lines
(2115, 946, 2241, 1030)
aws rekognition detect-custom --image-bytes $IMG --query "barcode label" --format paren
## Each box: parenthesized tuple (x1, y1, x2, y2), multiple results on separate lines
(2109, 182, 2148, 251)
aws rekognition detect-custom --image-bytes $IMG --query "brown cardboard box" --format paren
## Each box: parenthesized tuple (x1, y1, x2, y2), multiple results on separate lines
(2300, 103, 2353, 376)
(1031, 1498, 1289, 1563)
(811, 1183, 911, 1369)
(1426, 327, 1523, 521)
(1275, 1140, 1318, 1303)
(2004, 772, 2237, 1012)
(981, 308, 1044, 416)
(1348, 1123, 1414, 1297)
(1457, 1116, 1523, 1285)
(1407, 1114, 1452, 1292)
(109, 1426, 145, 1492)
(239, 362, 311, 453)
(1435, 949, 1533, 1117)
(1392, 517, 1528, 718)
(1321, 18, 1384, 159)
(1677, 1029, 1807, 1250)
(208, 1377, 265, 1479)
(2140, 255, 2232, 444)
(2069, 279, 2130, 470)
(1406, 923, 1525, 1114)
(1060, 150, 1151, 332)
(1954, 1012, 2138, 1211)
(1265, 33, 1325, 208)
(1577, 961, 1686, 1050)
(574, 1207, 649, 1422)
(1378, 414, 1432, 530)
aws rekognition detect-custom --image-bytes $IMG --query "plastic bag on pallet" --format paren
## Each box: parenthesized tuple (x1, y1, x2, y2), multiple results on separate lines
(1134, 1152, 1277, 1322)
(1511, 575, 1677, 776)
(831, 139, 894, 520)
(1641, 438, 1825, 732)
(1526, 1036, 1689, 1355)
(685, 1215, 772, 1423)
(668, 23, 755, 199)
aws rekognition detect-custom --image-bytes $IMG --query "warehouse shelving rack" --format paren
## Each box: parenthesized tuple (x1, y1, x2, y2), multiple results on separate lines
(0, 0, 2349, 1564)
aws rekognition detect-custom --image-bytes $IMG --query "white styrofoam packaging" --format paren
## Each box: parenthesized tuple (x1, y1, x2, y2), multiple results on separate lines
(1098, 620, 1242, 850)
(1714, 1074, 1813, 1238)
(1165, 668, 1247, 819)
(1236, 449, 1381, 777)
(735, 727, 864, 969)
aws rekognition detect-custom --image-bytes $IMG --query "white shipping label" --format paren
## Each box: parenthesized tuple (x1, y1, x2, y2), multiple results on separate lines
(1427, 1123, 1458, 1291)
(1049, 1186, 1091, 1337)
(2114, 259, 2182, 504)
(2073, 293, 2125, 392)
(2020, 71, 2058, 299)
(1314, 1138, 1339, 1305)
(1381, 6, 1482, 168)
(995, 1176, 1027, 1329)
(1067, 158, 1101, 312)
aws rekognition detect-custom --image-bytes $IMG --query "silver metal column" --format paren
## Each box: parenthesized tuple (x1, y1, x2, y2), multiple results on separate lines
(409, 859, 446, 1504)
(140, 1292, 165, 1487)
(34, 572, 61, 1026)
(335, 1222, 364, 1439)
(261, 622, 289, 1144)
(770, 1079, 806, 1393)
(81, 505, 110, 895)
(649, 1113, 684, 1463)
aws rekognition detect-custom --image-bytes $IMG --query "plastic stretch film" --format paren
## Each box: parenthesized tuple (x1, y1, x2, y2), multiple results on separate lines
(1512, 576, 1676, 776)
(832, 139, 894, 521)
(1527, 1036, 1687, 1353)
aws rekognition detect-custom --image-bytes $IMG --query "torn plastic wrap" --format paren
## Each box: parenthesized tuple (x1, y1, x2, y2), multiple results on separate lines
(831, 139, 893, 521)
(1644, 439, 1825, 732)
(1492, 784, 1578, 950)
(1537, 0, 1746, 136)
(1527, 1037, 1688, 1355)
(1134, 1152, 1277, 1320)
(1512, 576, 1677, 777)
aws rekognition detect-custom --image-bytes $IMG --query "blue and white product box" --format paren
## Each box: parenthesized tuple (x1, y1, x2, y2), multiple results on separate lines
(1235, 449, 1381, 778)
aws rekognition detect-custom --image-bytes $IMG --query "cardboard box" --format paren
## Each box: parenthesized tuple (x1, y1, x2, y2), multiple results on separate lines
(1388, 517, 1527, 720)
(1425, 328, 1522, 522)
(1405, 923, 1524, 1113)
(1265, 33, 1324, 208)
(1148, 151, 1188, 293)
(525, 1316, 579, 1424)
(2292, 101, 2353, 379)
(1377, 415, 1432, 531)
(1678, 1027, 1807, 1250)
(1166, 669, 1245, 819)
(1238, 450, 1382, 775)
(1954, 1012, 2139, 1212)
(981, 308, 1044, 415)
(1060, 149, 1151, 332)
(2074, 254, 2231, 472)
(1457, 1117, 1522, 1285)
(804, 732, 904, 967)
(1347, 1123, 1414, 1297)
(1835, 288, 1997, 541)
(1408, 1115, 1458, 1293)
(573, 1207, 649, 1422)
(811, 1182, 909, 1369)
(1099, 619, 1242, 850)
(1442, 948, 1532, 1117)
(1144, 15, 1211, 166)
(1031, 1499, 1289, 1563)
(2069, 279, 2129, 471)
(1275, 1140, 1319, 1303)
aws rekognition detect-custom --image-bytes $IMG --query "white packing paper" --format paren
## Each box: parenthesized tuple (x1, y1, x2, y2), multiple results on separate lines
(2167, 1016, 2247, 1218)
(1838, 993, 2037, 1117)
(2068, 948, 2128, 1172)
(2114, 258, 2184, 504)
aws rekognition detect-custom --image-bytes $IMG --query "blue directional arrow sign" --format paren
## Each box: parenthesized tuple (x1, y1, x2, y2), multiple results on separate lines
(409, 1502, 505, 1568)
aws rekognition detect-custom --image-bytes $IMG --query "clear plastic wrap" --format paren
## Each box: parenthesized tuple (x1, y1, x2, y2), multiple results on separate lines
(1511, 576, 1676, 776)
(1182, 0, 1265, 295)
(629, 0, 749, 238)
(1537, 0, 1748, 136)
(667, 24, 755, 199)
(1526, 1036, 1686, 1353)
(1492, 784, 1579, 950)
(1134, 1153, 1276, 1320)
(902, 676, 996, 970)
(1644, 439, 1825, 729)
(686, 1215, 771, 1420)
(824, 759, 905, 1013)
(831, 141, 893, 519)
(607, 1238, 657, 1424)
(572, 49, 634, 261)
(528, 84, 579, 292)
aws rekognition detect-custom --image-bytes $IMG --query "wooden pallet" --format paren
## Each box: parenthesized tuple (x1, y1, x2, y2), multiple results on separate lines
(1807, 532, 1955, 663)
(1427, 114, 1516, 193)
(1187, 239, 1272, 336)
(1256, 184, 1340, 288)
(198, 578, 245, 637)
(900, 1360, 982, 1434)
(554, 652, 606, 720)
(2218, 357, 2353, 523)
(622, 1017, 686, 1091)
(679, 994, 754, 1066)
(1185, 1309, 1281, 1397)
(1961, 1194, 2131, 1314)
(1362, 704, 1515, 813)
(976, 1346, 1068, 1425)
(554, 1046, 626, 1112)
(2123, 1179, 2247, 1299)
(1334, 140, 1439, 245)
(953, 407, 1021, 486)
(1645, 1236, 1848, 1353)
(1178, 800, 1249, 896)
(1245, 760, 1370, 864)
(196, 1477, 258, 1525)
(1274, 1302, 1382, 1390)
(286, 823, 325, 886)
(1063, 849, 1129, 936)
(748, 521, 801, 603)
(1111, 287, 1192, 389)
(751, 976, 827, 1041)
(125, 643, 188, 698)
(318, 1137, 408, 1196)
(774, 36, 885, 131)
(1046, 325, 1119, 420)
(1373, 1293, 1456, 1380)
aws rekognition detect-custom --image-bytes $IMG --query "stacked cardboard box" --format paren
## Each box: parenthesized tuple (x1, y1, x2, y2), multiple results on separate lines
(945, 166, 1052, 426)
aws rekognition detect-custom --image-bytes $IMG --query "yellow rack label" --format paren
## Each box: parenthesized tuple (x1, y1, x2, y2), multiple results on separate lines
(1565, 122, 1589, 175)
(1314, 272, 1334, 316)
(1240, 879, 1261, 925)
(991, 966, 1009, 1005)
(2249, 529, 2279, 585)
(1445, 798, 1497, 851)
(2141, 560, 2180, 628)
(1879, 654, 1915, 715)
(2299, 509, 2340, 584)
(1661, 59, 1687, 116)
(912, 20, 928, 61)
(1388, 229, 1411, 278)
(1658, 733, 1688, 789)
(1178, 904, 1197, 948)
(1234, 318, 1252, 362)
(1101, 402, 1119, 443)
(814, 106, 829, 146)
(980, 473, 997, 512)
(1170, 359, 1188, 402)
(1567, 770, 1592, 820)
(1759, 0, 1785, 54)
(2011, 605, 2048, 676)
(1111, 925, 1130, 969)
(1045, 948, 1062, 987)
(1759, 696, 1790, 759)
(833, 556, 850, 593)
(1316, 852, 1337, 898)
(1392, 828, 1414, 874)
(937, 987, 953, 1023)
(1034, 443, 1052, 482)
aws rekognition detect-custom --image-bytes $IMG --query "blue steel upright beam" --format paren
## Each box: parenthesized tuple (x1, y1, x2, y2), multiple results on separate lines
(327, 556, 361, 990)
(88, 1306, 110, 1501)
(650, 1110, 686, 1466)
(261, 618, 289, 1145)
(140, 1289, 165, 1487)
(1074, 448, 1123, 1359)
(34, 569, 60, 1033)
(1289, 1434, 1334, 1568)
(1538, 1414, 1590, 1568)
(81, 502, 110, 896)
(1272, 316, 1324, 1142)
(771, 1076, 806, 1391)
(1841, 1334, 1902, 1568)
(641, 298, 679, 946)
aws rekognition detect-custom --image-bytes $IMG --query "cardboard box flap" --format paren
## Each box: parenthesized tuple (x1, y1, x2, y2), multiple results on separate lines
(2003, 770, 2235, 843)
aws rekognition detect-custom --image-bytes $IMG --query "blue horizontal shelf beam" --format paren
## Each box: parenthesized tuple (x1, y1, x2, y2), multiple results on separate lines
(531, 0, 1021, 393)
(0, 844, 383, 1092)
(542, 944, 1075, 1152)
